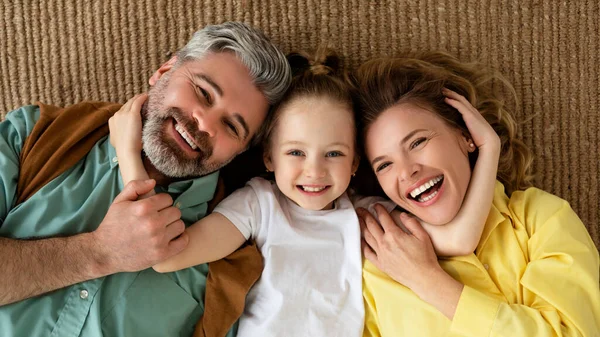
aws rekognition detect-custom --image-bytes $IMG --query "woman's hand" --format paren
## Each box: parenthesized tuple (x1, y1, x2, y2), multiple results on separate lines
(109, 93, 147, 156)
(443, 88, 501, 152)
(358, 204, 441, 291)
(358, 204, 465, 319)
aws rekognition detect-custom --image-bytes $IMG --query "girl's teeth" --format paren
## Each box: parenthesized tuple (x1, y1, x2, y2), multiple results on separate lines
(302, 186, 326, 192)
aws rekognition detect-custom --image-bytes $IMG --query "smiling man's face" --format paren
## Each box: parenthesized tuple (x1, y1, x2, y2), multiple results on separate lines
(141, 52, 270, 179)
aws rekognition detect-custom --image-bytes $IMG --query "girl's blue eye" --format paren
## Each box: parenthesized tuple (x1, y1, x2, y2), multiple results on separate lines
(326, 151, 344, 157)
(288, 150, 304, 156)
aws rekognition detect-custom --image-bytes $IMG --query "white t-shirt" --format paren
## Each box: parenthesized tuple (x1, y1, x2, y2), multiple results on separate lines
(215, 177, 394, 337)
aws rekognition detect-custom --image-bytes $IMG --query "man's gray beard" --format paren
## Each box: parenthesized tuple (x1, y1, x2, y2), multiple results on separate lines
(140, 75, 231, 179)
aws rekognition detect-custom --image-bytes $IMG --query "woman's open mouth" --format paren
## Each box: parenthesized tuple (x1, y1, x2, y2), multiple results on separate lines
(407, 175, 444, 203)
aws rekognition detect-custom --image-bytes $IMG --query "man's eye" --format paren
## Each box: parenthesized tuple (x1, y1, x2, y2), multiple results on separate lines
(224, 120, 239, 136)
(410, 137, 427, 150)
(375, 162, 391, 172)
(287, 150, 304, 156)
(198, 87, 211, 104)
(326, 151, 344, 157)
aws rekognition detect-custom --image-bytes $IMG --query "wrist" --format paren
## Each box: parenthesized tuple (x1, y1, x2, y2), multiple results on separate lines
(82, 231, 115, 278)
(413, 266, 462, 301)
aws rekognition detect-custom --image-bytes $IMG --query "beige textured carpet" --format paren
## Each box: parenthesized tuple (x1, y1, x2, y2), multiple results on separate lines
(1, 0, 599, 248)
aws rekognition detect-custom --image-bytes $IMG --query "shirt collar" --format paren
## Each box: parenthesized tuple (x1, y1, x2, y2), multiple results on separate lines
(476, 180, 511, 251)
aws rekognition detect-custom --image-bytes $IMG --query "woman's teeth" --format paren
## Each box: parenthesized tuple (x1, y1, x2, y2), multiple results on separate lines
(409, 175, 443, 199)
(418, 189, 439, 202)
(175, 124, 198, 150)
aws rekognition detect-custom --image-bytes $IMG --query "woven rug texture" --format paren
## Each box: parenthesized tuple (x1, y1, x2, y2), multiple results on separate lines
(0, 0, 598, 247)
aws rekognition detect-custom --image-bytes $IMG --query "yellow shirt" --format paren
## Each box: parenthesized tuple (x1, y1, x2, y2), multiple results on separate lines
(363, 182, 600, 336)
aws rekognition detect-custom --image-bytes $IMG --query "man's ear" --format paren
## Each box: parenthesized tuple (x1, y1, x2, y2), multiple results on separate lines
(149, 56, 178, 86)
(263, 152, 274, 172)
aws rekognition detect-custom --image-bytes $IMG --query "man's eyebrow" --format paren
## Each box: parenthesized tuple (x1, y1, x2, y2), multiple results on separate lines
(232, 113, 250, 141)
(194, 74, 223, 96)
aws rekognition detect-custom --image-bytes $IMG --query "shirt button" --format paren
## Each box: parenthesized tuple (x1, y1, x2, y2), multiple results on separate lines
(484, 264, 490, 270)
(175, 202, 182, 209)
(80, 289, 89, 299)
(112, 156, 118, 163)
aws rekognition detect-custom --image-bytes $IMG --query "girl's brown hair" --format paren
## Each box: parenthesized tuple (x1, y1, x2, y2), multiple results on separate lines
(262, 46, 355, 154)
(352, 52, 534, 195)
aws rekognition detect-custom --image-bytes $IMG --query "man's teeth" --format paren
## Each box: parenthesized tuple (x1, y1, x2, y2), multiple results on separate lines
(301, 186, 327, 192)
(175, 124, 198, 150)
(409, 175, 443, 199)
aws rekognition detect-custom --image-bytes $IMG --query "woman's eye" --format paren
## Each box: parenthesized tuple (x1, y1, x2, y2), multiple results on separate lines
(326, 151, 344, 158)
(288, 150, 304, 156)
(375, 162, 391, 172)
(410, 137, 427, 150)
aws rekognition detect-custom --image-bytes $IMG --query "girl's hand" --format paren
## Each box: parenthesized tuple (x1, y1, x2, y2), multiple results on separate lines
(443, 88, 501, 152)
(358, 205, 442, 291)
(109, 94, 147, 156)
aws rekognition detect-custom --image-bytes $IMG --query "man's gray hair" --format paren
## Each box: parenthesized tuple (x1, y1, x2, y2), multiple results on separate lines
(177, 22, 291, 105)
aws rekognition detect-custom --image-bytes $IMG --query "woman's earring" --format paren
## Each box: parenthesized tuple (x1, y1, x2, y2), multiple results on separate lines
(469, 142, 475, 148)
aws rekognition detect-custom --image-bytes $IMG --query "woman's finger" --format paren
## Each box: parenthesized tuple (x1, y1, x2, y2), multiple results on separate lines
(362, 220, 379, 253)
(374, 204, 405, 236)
(362, 238, 379, 266)
(357, 207, 385, 241)
(398, 213, 431, 242)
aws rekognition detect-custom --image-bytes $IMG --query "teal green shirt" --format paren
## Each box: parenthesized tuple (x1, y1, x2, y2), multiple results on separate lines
(0, 106, 235, 337)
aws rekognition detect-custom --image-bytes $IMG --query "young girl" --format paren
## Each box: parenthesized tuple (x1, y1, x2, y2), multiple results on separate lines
(110, 48, 500, 336)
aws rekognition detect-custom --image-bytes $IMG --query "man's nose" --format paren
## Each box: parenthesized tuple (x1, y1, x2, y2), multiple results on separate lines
(191, 107, 218, 137)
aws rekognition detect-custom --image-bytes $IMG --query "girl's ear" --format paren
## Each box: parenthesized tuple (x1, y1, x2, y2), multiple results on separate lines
(263, 152, 274, 172)
(149, 56, 178, 86)
(352, 154, 360, 174)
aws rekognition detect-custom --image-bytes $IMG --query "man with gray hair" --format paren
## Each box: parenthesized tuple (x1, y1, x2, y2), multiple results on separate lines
(0, 22, 291, 337)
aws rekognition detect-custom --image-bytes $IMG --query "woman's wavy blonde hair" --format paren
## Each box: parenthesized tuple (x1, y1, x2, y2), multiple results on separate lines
(352, 52, 534, 195)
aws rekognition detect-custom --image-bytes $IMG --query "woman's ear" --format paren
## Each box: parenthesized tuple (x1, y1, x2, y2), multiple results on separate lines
(461, 131, 476, 153)
(149, 56, 178, 86)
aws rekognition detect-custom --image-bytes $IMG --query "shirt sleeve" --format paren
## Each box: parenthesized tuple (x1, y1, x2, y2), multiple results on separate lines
(213, 182, 262, 240)
(0, 106, 41, 224)
(350, 192, 397, 216)
(451, 193, 600, 336)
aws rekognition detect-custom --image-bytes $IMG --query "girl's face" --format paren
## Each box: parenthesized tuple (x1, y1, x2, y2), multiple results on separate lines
(365, 102, 473, 225)
(264, 97, 358, 210)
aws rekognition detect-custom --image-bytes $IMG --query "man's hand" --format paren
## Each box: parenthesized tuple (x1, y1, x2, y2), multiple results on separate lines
(92, 179, 189, 274)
